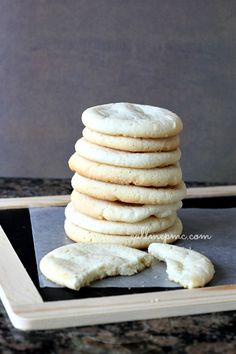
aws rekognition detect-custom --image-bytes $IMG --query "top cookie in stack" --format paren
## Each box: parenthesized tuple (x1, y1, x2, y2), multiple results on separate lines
(65, 102, 186, 249)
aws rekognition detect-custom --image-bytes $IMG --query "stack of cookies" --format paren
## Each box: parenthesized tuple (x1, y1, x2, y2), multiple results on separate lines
(65, 102, 186, 249)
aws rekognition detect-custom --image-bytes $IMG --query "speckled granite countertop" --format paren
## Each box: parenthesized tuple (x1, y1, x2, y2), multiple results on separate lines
(0, 178, 235, 354)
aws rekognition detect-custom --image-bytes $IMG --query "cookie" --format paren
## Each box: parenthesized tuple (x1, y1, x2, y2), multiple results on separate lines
(82, 102, 183, 138)
(69, 154, 182, 187)
(71, 173, 186, 205)
(83, 127, 180, 152)
(40, 243, 153, 290)
(75, 138, 181, 169)
(148, 244, 215, 288)
(65, 202, 177, 235)
(64, 218, 183, 249)
(71, 191, 182, 223)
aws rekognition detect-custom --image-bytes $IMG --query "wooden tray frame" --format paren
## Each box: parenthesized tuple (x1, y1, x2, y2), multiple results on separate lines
(0, 185, 236, 331)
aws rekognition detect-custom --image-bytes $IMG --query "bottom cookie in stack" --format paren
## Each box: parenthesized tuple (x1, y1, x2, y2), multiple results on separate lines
(64, 218, 182, 249)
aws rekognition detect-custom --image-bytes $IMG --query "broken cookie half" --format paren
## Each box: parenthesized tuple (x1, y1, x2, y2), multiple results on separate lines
(148, 243, 215, 289)
(40, 243, 153, 290)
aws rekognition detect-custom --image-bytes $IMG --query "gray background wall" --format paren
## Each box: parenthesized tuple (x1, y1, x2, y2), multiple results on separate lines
(0, 0, 236, 182)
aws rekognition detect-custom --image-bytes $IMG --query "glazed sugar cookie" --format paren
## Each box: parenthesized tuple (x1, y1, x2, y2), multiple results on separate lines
(64, 218, 183, 249)
(71, 191, 182, 223)
(82, 102, 183, 138)
(148, 244, 215, 288)
(83, 127, 180, 152)
(75, 138, 181, 168)
(65, 202, 176, 235)
(69, 154, 182, 187)
(71, 173, 186, 205)
(40, 243, 153, 290)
